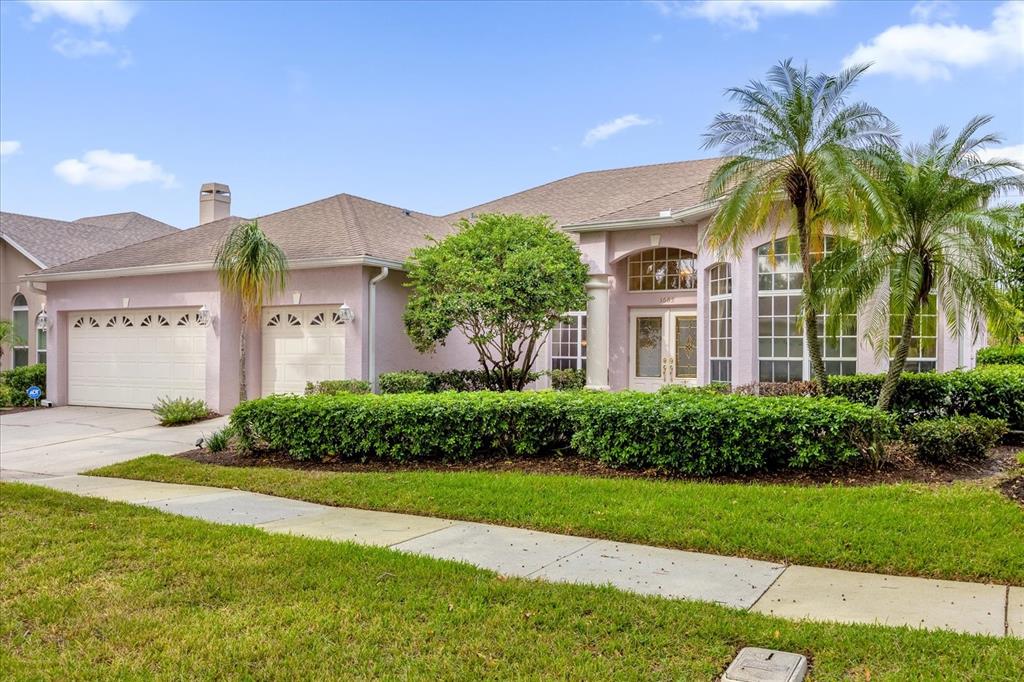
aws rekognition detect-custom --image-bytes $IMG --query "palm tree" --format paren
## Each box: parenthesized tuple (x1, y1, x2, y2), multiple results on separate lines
(214, 220, 288, 402)
(702, 59, 898, 385)
(0, 319, 22, 363)
(818, 116, 1023, 411)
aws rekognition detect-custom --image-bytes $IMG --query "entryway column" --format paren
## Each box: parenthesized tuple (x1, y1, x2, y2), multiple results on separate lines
(585, 275, 611, 390)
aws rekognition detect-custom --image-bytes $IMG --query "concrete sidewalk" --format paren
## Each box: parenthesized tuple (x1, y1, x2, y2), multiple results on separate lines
(12, 471, 1022, 639)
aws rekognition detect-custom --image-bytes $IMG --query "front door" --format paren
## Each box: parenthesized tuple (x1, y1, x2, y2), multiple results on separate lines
(628, 309, 698, 391)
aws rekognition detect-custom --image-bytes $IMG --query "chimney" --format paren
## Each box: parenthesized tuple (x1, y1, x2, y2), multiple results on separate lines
(199, 183, 230, 225)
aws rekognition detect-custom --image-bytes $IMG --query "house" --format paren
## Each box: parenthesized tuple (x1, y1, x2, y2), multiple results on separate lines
(22, 163, 984, 413)
(1, 211, 177, 371)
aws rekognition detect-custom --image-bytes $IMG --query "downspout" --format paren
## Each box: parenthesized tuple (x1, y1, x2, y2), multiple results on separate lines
(368, 266, 390, 393)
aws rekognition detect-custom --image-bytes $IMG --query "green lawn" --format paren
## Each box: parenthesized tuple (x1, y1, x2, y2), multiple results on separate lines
(90, 455, 1024, 585)
(3, 484, 1022, 680)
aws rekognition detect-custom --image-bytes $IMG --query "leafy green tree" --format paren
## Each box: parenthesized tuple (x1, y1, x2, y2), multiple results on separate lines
(214, 220, 288, 402)
(702, 59, 897, 386)
(403, 213, 588, 391)
(819, 116, 1023, 411)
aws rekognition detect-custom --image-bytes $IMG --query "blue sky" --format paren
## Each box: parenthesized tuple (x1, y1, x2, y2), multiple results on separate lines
(1, 0, 1022, 227)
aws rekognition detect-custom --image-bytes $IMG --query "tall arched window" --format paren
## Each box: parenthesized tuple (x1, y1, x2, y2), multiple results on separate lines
(627, 248, 697, 291)
(35, 311, 47, 364)
(11, 293, 28, 368)
(756, 237, 856, 381)
(707, 263, 732, 384)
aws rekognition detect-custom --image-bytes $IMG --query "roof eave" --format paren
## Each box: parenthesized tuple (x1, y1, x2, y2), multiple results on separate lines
(22, 255, 407, 283)
(562, 201, 719, 233)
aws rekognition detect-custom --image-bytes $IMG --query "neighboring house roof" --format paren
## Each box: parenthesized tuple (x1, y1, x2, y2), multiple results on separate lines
(0, 211, 177, 269)
(73, 211, 176, 235)
(26, 157, 728, 281)
(31, 194, 452, 279)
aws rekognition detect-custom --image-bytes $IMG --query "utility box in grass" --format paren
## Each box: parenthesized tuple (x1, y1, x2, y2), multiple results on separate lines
(722, 647, 808, 682)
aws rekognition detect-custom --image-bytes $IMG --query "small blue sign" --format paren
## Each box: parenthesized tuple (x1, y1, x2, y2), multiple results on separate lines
(26, 385, 42, 401)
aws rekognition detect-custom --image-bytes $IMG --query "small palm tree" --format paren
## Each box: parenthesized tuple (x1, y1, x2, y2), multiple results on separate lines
(819, 115, 1023, 411)
(214, 220, 288, 402)
(0, 319, 22, 363)
(702, 59, 898, 385)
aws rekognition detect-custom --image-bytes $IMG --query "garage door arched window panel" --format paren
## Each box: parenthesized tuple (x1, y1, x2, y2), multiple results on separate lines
(627, 248, 697, 292)
(890, 294, 938, 373)
(707, 263, 732, 384)
(11, 293, 28, 368)
(35, 312, 46, 364)
(262, 307, 346, 396)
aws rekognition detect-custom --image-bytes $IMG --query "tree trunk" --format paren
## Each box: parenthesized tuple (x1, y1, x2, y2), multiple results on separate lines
(239, 309, 248, 404)
(877, 297, 922, 412)
(796, 205, 827, 387)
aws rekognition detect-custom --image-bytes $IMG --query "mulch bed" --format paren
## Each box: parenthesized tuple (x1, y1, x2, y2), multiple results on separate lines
(178, 444, 1022, 489)
(999, 475, 1024, 506)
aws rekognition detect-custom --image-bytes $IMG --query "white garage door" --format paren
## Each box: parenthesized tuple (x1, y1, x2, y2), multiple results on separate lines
(262, 307, 347, 396)
(68, 309, 207, 409)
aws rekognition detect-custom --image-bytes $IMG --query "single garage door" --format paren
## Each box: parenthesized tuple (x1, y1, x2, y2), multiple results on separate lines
(68, 309, 207, 409)
(262, 307, 347, 396)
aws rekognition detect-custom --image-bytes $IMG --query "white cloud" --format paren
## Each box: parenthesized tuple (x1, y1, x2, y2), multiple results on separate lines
(842, 1, 1024, 81)
(0, 141, 22, 157)
(54, 150, 176, 190)
(978, 143, 1024, 166)
(50, 30, 133, 65)
(651, 0, 834, 31)
(910, 1, 956, 23)
(24, 1, 137, 32)
(582, 114, 654, 147)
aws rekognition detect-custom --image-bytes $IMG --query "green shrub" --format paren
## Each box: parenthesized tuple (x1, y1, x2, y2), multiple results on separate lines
(826, 366, 1024, 429)
(304, 379, 371, 396)
(378, 369, 540, 393)
(977, 345, 1024, 366)
(733, 381, 820, 397)
(904, 416, 1008, 463)
(204, 426, 235, 453)
(549, 368, 586, 391)
(0, 383, 15, 408)
(153, 396, 211, 426)
(0, 363, 46, 406)
(230, 389, 894, 473)
(571, 392, 894, 475)
(657, 383, 731, 396)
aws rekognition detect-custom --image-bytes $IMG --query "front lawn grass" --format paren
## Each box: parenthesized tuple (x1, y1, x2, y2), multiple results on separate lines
(2, 483, 1022, 680)
(90, 455, 1024, 585)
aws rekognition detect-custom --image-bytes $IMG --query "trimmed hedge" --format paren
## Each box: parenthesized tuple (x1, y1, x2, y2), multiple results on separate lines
(378, 369, 540, 393)
(977, 345, 1024, 366)
(904, 416, 1008, 463)
(548, 368, 585, 391)
(231, 390, 894, 474)
(0, 363, 46, 406)
(826, 366, 1024, 430)
(304, 379, 370, 396)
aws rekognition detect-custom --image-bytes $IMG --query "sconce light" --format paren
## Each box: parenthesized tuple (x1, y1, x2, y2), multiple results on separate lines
(197, 304, 212, 327)
(336, 302, 355, 324)
(36, 309, 50, 330)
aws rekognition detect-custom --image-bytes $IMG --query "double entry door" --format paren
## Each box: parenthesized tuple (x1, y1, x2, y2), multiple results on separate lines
(629, 308, 697, 391)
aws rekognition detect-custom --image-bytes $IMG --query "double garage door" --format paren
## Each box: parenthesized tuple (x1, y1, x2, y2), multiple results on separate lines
(67, 306, 347, 409)
(68, 309, 207, 409)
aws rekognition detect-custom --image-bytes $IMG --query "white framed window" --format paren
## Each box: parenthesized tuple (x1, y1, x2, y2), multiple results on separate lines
(11, 293, 28, 368)
(708, 263, 732, 384)
(627, 248, 697, 292)
(35, 312, 47, 364)
(550, 312, 587, 371)
(891, 294, 937, 372)
(756, 236, 856, 381)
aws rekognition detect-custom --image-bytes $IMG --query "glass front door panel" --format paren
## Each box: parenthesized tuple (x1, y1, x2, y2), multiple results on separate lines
(635, 317, 663, 378)
(674, 317, 697, 379)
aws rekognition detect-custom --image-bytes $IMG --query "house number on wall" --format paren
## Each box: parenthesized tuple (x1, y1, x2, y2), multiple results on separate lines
(659, 296, 677, 304)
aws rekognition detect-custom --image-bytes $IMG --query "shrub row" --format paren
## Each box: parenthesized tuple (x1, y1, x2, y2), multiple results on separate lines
(230, 390, 895, 474)
(0, 363, 46, 406)
(548, 368, 585, 391)
(976, 345, 1024, 366)
(304, 379, 371, 395)
(825, 365, 1024, 430)
(378, 369, 539, 393)
(904, 416, 1008, 463)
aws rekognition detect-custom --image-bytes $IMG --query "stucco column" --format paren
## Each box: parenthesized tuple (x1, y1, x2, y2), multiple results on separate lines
(585, 275, 611, 390)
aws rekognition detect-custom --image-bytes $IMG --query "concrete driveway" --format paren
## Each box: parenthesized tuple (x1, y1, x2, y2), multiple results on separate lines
(0, 406, 229, 478)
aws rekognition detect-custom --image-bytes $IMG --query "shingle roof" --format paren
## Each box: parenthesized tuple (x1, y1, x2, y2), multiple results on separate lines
(28, 157, 727, 279)
(0, 211, 177, 268)
(34, 193, 452, 276)
(73, 211, 176, 235)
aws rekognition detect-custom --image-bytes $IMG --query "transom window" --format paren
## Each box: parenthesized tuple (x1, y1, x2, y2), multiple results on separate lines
(627, 248, 697, 292)
(11, 293, 28, 368)
(756, 236, 856, 381)
(550, 312, 587, 371)
(708, 263, 732, 384)
(891, 294, 937, 373)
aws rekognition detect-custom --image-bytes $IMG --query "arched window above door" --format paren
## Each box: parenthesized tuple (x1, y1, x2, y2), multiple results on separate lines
(626, 248, 697, 292)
